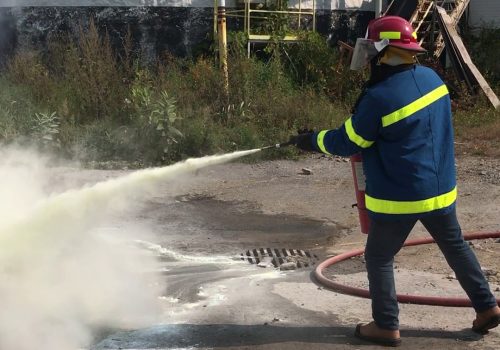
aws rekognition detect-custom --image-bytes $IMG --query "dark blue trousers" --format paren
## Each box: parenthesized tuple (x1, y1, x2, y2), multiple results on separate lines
(365, 208, 498, 330)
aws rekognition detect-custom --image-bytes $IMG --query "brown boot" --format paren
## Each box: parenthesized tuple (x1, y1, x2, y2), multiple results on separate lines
(472, 305, 500, 334)
(354, 321, 401, 347)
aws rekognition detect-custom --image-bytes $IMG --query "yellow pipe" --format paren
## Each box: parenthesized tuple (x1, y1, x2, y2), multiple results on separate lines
(217, 0, 229, 101)
(299, 0, 302, 28)
(249, 9, 314, 15)
(213, 0, 218, 39)
(313, 0, 316, 32)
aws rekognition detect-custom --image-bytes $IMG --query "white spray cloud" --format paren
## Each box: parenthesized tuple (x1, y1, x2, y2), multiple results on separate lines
(0, 145, 260, 350)
(0, 146, 163, 350)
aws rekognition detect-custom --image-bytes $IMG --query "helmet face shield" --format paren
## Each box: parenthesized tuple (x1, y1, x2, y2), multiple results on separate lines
(350, 38, 389, 70)
(350, 15, 425, 71)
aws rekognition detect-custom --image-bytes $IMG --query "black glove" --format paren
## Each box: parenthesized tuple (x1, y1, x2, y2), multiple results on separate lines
(289, 129, 315, 152)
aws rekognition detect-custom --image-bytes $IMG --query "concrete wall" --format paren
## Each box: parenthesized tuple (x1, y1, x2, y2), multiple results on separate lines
(0, 1, 388, 65)
(468, 0, 500, 28)
(0, 5, 376, 65)
(0, 0, 385, 11)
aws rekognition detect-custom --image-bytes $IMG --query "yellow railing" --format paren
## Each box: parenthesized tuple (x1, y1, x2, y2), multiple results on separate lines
(214, 0, 316, 55)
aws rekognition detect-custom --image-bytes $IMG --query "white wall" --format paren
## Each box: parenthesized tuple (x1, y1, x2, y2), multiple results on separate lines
(468, 0, 500, 28)
(0, 0, 384, 11)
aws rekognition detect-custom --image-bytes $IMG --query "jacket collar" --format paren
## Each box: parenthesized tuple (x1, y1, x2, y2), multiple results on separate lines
(368, 63, 415, 87)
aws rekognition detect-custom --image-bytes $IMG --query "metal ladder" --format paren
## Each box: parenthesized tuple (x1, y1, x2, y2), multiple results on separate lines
(409, 0, 470, 57)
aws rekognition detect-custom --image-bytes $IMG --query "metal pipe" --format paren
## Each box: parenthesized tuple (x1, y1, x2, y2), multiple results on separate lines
(249, 9, 314, 15)
(213, 0, 218, 41)
(217, 0, 229, 101)
(298, 0, 302, 29)
(261, 141, 293, 150)
(375, 0, 383, 18)
(313, 0, 316, 31)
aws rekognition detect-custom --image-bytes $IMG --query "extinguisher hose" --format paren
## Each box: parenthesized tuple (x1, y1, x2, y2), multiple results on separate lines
(314, 230, 500, 307)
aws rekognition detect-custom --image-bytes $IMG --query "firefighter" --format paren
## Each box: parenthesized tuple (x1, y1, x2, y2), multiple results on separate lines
(290, 15, 500, 347)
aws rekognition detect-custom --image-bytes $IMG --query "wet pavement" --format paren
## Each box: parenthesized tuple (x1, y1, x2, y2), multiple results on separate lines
(89, 184, 498, 350)
(91, 193, 347, 349)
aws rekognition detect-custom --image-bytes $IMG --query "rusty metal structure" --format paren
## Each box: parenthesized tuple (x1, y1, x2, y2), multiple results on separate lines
(384, 1, 499, 109)
(385, 0, 470, 57)
(410, 0, 470, 57)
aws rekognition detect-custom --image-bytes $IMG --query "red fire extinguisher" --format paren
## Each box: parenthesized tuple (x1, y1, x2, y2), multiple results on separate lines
(350, 153, 370, 234)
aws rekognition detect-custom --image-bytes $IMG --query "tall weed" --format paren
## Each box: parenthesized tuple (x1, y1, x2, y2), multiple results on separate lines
(0, 79, 36, 141)
(7, 51, 54, 104)
(2, 24, 496, 164)
(464, 26, 500, 88)
(61, 20, 127, 123)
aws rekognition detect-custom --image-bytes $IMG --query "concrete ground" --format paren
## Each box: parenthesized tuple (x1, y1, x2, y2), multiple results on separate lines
(71, 154, 500, 350)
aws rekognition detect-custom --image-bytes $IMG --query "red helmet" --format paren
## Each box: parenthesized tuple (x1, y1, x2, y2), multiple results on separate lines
(367, 16, 425, 52)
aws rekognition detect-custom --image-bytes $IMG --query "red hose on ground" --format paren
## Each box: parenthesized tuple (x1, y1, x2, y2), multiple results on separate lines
(314, 231, 500, 307)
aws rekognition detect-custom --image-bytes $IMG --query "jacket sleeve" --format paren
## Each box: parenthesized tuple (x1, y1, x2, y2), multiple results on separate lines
(312, 92, 380, 157)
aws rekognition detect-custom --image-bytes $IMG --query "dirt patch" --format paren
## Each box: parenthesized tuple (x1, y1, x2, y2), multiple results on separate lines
(56, 152, 499, 349)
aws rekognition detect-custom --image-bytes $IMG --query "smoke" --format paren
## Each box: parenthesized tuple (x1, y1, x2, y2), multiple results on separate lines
(0, 145, 259, 350)
(0, 146, 163, 350)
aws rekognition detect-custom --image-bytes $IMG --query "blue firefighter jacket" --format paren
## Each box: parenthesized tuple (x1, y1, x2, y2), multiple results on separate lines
(312, 65, 456, 221)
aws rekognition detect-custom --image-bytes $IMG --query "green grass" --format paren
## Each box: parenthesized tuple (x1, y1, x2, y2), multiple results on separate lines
(0, 24, 498, 164)
(454, 103, 500, 157)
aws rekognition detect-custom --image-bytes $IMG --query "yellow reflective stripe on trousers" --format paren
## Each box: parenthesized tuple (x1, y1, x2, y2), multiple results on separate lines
(382, 85, 449, 127)
(365, 186, 457, 214)
(345, 117, 374, 148)
(380, 31, 401, 40)
(316, 130, 332, 155)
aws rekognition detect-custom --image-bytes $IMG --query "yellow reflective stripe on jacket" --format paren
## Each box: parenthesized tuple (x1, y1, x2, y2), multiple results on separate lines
(365, 186, 457, 214)
(316, 130, 332, 155)
(380, 31, 401, 40)
(345, 117, 374, 148)
(382, 85, 449, 127)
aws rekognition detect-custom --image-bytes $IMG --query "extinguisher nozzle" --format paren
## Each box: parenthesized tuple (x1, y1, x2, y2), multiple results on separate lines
(261, 141, 293, 150)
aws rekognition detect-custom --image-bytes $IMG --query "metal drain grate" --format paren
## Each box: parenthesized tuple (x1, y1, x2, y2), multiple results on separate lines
(240, 248, 319, 269)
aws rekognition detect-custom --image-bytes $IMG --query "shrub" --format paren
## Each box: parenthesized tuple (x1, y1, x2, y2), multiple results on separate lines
(31, 111, 60, 149)
(7, 51, 54, 105)
(464, 26, 500, 88)
(2, 23, 496, 165)
(0, 78, 38, 142)
(61, 21, 128, 124)
(285, 32, 367, 107)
